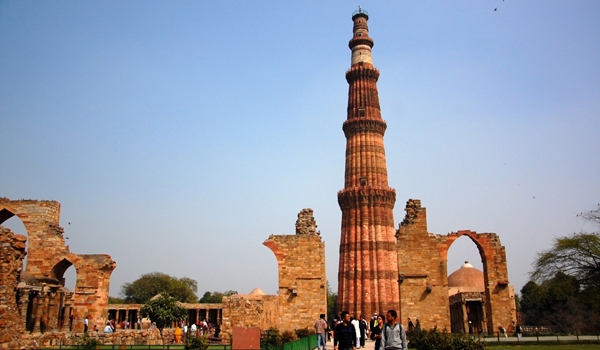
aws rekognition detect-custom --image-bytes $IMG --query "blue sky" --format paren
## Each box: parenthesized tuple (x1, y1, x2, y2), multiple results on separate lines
(1, 1, 599, 299)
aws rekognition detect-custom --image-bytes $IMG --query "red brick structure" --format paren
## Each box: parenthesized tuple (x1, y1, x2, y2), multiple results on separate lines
(0, 198, 116, 334)
(396, 199, 516, 332)
(337, 9, 399, 317)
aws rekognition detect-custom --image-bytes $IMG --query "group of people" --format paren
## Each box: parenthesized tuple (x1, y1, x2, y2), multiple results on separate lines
(315, 310, 412, 350)
(179, 319, 216, 336)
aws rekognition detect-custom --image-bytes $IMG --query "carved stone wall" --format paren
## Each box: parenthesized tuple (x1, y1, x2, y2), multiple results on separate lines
(0, 227, 37, 349)
(396, 199, 516, 332)
(263, 215, 327, 332)
(0, 198, 116, 334)
(221, 295, 278, 338)
(396, 200, 450, 329)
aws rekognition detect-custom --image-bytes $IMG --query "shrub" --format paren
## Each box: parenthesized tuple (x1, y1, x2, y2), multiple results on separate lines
(407, 328, 486, 350)
(76, 334, 102, 350)
(185, 335, 209, 350)
(262, 327, 283, 347)
(294, 327, 313, 339)
(281, 330, 296, 344)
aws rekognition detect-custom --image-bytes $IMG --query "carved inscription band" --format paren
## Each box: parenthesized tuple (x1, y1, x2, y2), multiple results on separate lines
(338, 188, 396, 210)
(345, 66, 380, 83)
(343, 119, 387, 136)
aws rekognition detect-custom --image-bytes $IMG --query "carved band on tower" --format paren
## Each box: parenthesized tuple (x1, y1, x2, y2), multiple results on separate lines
(337, 9, 400, 317)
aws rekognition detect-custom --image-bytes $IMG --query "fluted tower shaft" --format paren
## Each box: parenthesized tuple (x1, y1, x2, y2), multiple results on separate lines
(337, 10, 399, 317)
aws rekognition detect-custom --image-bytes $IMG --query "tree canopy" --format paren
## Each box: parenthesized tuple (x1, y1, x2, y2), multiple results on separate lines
(521, 204, 600, 331)
(198, 290, 237, 303)
(531, 204, 600, 289)
(121, 272, 198, 304)
(140, 293, 187, 348)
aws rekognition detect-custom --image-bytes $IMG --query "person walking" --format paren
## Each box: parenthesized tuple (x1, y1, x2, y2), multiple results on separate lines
(315, 314, 329, 350)
(370, 315, 385, 350)
(334, 311, 356, 350)
(84, 316, 89, 333)
(359, 315, 368, 347)
(380, 310, 407, 350)
(351, 316, 361, 349)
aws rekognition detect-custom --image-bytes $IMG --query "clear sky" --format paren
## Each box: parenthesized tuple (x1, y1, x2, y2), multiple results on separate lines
(1, 1, 599, 300)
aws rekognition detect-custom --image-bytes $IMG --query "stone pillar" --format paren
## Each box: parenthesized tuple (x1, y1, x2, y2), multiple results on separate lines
(47, 292, 59, 331)
(461, 301, 468, 333)
(62, 305, 71, 331)
(32, 295, 44, 333)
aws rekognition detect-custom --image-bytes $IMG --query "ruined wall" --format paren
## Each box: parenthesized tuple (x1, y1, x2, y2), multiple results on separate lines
(396, 199, 516, 332)
(263, 218, 327, 332)
(221, 295, 278, 338)
(439, 231, 516, 333)
(0, 198, 116, 334)
(396, 199, 451, 329)
(0, 227, 36, 349)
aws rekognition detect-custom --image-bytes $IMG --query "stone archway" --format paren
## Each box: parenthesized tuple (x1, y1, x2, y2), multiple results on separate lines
(396, 199, 516, 333)
(439, 231, 514, 333)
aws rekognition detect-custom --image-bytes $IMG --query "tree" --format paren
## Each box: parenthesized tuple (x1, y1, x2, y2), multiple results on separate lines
(140, 293, 187, 349)
(198, 290, 237, 303)
(522, 204, 600, 331)
(121, 272, 198, 304)
(326, 281, 338, 322)
(531, 204, 600, 289)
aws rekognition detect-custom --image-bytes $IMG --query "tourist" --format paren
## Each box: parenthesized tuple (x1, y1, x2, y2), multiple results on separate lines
(84, 316, 89, 333)
(334, 311, 356, 350)
(191, 322, 197, 335)
(315, 313, 329, 350)
(110, 319, 116, 333)
(93, 324, 97, 332)
(369, 317, 376, 336)
(370, 315, 385, 350)
(407, 318, 414, 332)
(415, 318, 420, 332)
(515, 324, 522, 339)
(104, 322, 113, 333)
(350, 316, 361, 349)
(359, 315, 368, 347)
(380, 310, 407, 350)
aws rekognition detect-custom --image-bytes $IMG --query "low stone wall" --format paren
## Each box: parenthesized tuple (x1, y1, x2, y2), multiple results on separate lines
(34, 329, 186, 347)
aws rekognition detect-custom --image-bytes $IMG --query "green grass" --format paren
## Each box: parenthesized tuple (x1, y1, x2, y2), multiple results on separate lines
(487, 345, 600, 350)
(45, 345, 231, 350)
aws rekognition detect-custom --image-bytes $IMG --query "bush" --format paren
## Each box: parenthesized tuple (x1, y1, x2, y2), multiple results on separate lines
(262, 327, 283, 348)
(407, 328, 486, 350)
(185, 335, 209, 350)
(294, 328, 313, 339)
(76, 334, 102, 350)
(281, 330, 296, 344)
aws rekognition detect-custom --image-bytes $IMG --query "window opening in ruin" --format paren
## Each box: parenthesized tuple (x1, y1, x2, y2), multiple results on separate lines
(360, 177, 368, 186)
(447, 235, 484, 273)
(1, 215, 29, 269)
(358, 108, 366, 117)
(52, 259, 77, 291)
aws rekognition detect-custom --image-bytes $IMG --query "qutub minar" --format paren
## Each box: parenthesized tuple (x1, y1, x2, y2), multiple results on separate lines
(337, 8, 400, 317)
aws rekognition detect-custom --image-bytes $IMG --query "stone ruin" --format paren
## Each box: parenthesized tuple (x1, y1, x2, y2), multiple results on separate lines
(0, 198, 116, 348)
(396, 199, 516, 334)
(221, 208, 327, 337)
(295, 208, 320, 235)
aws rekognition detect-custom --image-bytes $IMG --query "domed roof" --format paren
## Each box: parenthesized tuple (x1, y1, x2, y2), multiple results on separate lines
(448, 261, 484, 288)
(248, 288, 266, 296)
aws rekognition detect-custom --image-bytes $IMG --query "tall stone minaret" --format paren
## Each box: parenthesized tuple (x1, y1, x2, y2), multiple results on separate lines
(337, 8, 400, 317)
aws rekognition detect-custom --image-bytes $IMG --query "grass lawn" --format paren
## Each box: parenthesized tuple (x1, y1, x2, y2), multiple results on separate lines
(488, 345, 600, 350)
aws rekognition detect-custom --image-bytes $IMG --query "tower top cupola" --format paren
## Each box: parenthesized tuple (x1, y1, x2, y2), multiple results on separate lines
(349, 7, 374, 68)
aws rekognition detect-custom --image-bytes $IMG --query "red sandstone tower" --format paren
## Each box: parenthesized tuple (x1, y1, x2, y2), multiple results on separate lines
(337, 9, 400, 317)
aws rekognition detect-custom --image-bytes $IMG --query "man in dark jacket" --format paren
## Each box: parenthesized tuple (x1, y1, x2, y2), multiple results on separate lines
(334, 311, 356, 350)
